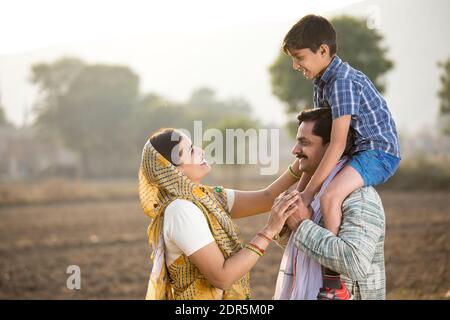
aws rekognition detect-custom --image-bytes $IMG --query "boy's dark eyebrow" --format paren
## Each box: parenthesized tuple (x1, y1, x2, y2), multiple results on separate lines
(297, 137, 309, 142)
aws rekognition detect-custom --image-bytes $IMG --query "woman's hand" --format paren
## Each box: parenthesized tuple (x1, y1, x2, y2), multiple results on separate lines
(262, 190, 299, 238)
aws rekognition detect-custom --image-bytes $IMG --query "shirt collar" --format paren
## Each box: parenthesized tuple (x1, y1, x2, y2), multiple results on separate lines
(314, 55, 342, 86)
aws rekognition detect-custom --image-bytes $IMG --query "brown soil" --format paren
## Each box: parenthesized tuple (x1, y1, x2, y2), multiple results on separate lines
(0, 191, 449, 299)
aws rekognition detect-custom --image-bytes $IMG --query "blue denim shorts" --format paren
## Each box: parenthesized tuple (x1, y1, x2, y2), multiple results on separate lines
(348, 150, 401, 187)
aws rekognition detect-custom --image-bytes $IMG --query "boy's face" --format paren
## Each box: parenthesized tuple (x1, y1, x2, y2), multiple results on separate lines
(288, 46, 332, 80)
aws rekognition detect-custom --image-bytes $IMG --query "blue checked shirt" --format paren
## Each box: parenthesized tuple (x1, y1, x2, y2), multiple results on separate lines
(313, 56, 401, 158)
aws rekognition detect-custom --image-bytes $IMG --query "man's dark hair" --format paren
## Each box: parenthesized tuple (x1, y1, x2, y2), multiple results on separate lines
(297, 107, 354, 156)
(283, 14, 337, 56)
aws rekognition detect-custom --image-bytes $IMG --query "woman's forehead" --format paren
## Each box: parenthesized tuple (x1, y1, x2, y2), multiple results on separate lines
(179, 133, 192, 147)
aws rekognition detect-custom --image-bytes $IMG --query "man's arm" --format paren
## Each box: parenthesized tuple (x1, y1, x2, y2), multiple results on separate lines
(293, 187, 385, 281)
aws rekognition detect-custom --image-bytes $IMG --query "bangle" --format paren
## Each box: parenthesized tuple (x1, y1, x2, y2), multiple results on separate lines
(244, 243, 264, 256)
(257, 232, 273, 243)
(249, 242, 266, 255)
(245, 244, 263, 256)
(288, 164, 301, 180)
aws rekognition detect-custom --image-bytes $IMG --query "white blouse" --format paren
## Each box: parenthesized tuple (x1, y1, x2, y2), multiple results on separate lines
(163, 189, 235, 266)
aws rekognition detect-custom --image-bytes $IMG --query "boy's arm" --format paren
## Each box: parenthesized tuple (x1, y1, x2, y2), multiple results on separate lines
(301, 115, 351, 205)
(301, 78, 360, 205)
(296, 172, 312, 192)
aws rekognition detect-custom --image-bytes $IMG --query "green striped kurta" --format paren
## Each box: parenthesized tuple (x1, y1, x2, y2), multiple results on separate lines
(279, 186, 386, 300)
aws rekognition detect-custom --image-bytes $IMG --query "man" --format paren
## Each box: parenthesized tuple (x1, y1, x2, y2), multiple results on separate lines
(274, 107, 386, 300)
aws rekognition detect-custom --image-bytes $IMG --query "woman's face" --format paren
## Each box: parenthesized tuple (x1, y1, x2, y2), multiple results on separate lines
(176, 134, 211, 183)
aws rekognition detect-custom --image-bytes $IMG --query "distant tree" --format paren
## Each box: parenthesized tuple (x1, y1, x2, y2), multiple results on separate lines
(130, 87, 256, 147)
(186, 87, 253, 129)
(438, 56, 450, 135)
(30, 58, 260, 178)
(31, 58, 140, 176)
(269, 15, 394, 136)
(31, 57, 86, 142)
(130, 93, 188, 147)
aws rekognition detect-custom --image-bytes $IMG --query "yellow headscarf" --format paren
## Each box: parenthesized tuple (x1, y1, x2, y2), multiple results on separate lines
(139, 139, 250, 299)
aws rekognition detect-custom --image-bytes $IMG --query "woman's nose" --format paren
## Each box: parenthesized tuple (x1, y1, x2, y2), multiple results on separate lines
(195, 146, 205, 158)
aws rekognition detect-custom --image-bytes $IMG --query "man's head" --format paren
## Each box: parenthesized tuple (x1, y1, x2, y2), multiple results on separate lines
(292, 108, 352, 174)
(283, 14, 336, 80)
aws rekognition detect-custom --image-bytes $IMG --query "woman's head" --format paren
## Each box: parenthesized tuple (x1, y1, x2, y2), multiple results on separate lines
(149, 128, 211, 183)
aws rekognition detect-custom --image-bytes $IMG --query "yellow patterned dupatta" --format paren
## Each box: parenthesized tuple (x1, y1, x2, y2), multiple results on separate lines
(139, 140, 251, 300)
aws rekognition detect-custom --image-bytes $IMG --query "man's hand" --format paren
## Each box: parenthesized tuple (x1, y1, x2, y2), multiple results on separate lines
(285, 195, 312, 231)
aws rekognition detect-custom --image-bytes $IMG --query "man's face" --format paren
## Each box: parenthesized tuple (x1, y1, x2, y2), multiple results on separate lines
(288, 46, 330, 80)
(291, 121, 329, 174)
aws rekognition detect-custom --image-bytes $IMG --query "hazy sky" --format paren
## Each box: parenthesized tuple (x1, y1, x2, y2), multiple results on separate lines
(0, 0, 362, 54)
(1, 0, 449, 135)
(0, 0, 362, 126)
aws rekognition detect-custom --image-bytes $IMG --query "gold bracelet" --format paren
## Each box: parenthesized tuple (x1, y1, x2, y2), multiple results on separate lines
(249, 242, 265, 255)
(244, 244, 264, 256)
(288, 164, 301, 180)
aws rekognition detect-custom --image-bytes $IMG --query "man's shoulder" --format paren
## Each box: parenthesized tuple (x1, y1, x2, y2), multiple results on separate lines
(342, 187, 384, 214)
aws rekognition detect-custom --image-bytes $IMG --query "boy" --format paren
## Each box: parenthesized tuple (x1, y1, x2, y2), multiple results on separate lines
(283, 15, 401, 299)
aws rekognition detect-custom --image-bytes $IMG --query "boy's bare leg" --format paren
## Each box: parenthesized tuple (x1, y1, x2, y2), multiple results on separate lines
(319, 165, 364, 295)
(320, 165, 364, 235)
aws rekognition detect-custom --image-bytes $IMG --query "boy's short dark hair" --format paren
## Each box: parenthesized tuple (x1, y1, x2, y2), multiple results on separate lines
(283, 14, 337, 56)
(297, 107, 354, 156)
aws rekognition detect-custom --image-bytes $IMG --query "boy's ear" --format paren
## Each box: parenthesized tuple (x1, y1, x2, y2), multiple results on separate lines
(319, 44, 330, 57)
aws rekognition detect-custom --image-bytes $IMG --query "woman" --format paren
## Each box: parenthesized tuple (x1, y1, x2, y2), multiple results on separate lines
(139, 128, 302, 299)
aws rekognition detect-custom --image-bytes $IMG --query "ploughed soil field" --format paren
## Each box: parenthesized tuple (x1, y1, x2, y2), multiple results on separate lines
(1, 189, 449, 299)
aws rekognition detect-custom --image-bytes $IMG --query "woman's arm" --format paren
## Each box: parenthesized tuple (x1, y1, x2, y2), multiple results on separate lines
(190, 191, 299, 290)
(229, 158, 302, 219)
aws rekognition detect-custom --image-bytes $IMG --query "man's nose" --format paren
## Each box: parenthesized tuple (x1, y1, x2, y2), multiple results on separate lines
(291, 144, 301, 156)
(292, 60, 299, 70)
